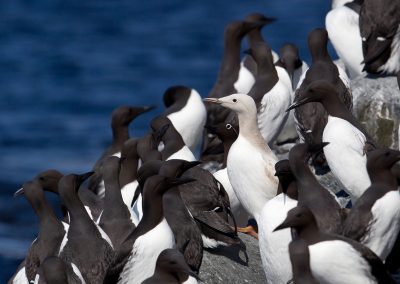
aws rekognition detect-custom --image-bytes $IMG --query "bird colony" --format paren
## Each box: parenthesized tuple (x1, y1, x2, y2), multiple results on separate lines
(8, 0, 400, 283)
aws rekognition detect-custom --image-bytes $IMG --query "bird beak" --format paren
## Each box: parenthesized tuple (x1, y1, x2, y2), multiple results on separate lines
(14, 187, 25, 197)
(286, 97, 309, 112)
(203, 98, 222, 104)
(166, 177, 196, 187)
(308, 142, 330, 153)
(273, 219, 291, 232)
(182, 161, 202, 172)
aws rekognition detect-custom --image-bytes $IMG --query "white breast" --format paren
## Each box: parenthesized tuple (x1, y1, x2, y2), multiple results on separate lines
(309, 240, 376, 284)
(183, 276, 199, 284)
(166, 146, 196, 162)
(257, 80, 292, 145)
(227, 136, 278, 221)
(234, 62, 256, 94)
(58, 221, 70, 255)
(118, 218, 175, 284)
(363, 191, 400, 260)
(167, 89, 206, 151)
(213, 168, 240, 213)
(121, 180, 139, 224)
(131, 193, 143, 226)
(259, 194, 297, 284)
(11, 267, 29, 284)
(326, 6, 365, 79)
(323, 116, 371, 202)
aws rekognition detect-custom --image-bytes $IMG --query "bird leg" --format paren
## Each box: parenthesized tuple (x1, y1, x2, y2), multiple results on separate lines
(237, 225, 258, 239)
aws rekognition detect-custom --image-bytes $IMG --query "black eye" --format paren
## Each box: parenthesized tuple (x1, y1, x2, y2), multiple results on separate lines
(233, 99, 237, 103)
(296, 213, 302, 218)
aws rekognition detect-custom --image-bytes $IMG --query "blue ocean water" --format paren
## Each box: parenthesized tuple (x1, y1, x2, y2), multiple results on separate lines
(0, 0, 331, 281)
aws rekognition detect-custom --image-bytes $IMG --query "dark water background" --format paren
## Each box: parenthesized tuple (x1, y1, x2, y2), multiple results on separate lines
(0, 0, 332, 281)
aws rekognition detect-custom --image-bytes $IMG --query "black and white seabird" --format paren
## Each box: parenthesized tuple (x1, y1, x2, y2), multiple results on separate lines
(274, 206, 395, 284)
(142, 249, 199, 284)
(117, 175, 194, 284)
(150, 116, 196, 162)
(11, 178, 66, 283)
(259, 160, 298, 284)
(240, 13, 278, 88)
(89, 105, 155, 196)
(288, 142, 344, 234)
(360, 0, 400, 75)
(342, 148, 400, 260)
(58, 172, 114, 284)
(162, 86, 206, 152)
(326, 0, 365, 78)
(288, 80, 375, 202)
(97, 156, 137, 283)
(292, 28, 352, 170)
(245, 42, 292, 146)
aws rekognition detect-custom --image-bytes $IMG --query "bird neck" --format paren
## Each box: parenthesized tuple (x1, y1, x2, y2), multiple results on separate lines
(247, 29, 264, 47)
(29, 191, 60, 226)
(61, 189, 91, 224)
(112, 124, 129, 146)
(369, 170, 398, 189)
(296, 222, 319, 244)
(222, 138, 236, 167)
(104, 175, 124, 209)
(310, 47, 330, 63)
(220, 36, 241, 74)
(120, 157, 139, 187)
(237, 111, 265, 145)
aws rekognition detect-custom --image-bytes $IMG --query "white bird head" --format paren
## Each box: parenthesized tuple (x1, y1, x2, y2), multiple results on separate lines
(204, 94, 257, 116)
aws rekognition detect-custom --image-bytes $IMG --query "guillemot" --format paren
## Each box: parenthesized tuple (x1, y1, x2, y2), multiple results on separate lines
(117, 175, 195, 284)
(326, 0, 365, 78)
(259, 160, 298, 284)
(89, 105, 155, 196)
(288, 80, 375, 202)
(292, 28, 352, 171)
(360, 0, 400, 75)
(275, 206, 394, 284)
(162, 86, 206, 152)
(342, 148, 400, 260)
(245, 42, 292, 146)
(58, 172, 114, 284)
(143, 249, 198, 284)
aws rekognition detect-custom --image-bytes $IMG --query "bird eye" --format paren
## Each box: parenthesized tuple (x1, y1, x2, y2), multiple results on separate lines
(377, 37, 386, 42)
(296, 213, 302, 218)
(233, 99, 237, 103)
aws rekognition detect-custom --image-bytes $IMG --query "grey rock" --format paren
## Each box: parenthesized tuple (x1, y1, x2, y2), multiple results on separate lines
(351, 75, 400, 149)
(199, 233, 266, 284)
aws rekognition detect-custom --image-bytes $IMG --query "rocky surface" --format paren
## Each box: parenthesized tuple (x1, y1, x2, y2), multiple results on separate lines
(351, 75, 400, 149)
(199, 233, 266, 284)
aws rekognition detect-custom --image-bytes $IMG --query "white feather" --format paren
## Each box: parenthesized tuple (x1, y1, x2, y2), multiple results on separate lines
(167, 89, 206, 151)
(362, 191, 400, 260)
(11, 267, 29, 284)
(131, 193, 143, 226)
(120, 180, 139, 224)
(259, 194, 297, 284)
(58, 221, 70, 255)
(309, 240, 377, 284)
(257, 80, 292, 145)
(201, 234, 228, 249)
(326, 6, 365, 78)
(183, 276, 198, 284)
(118, 218, 175, 284)
(234, 62, 256, 94)
(323, 116, 371, 202)
(166, 146, 196, 162)
(71, 262, 86, 284)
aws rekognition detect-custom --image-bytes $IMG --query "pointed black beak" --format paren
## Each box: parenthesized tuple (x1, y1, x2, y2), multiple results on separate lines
(273, 219, 292, 232)
(182, 161, 202, 172)
(77, 171, 95, 184)
(308, 142, 330, 154)
(14, 187, 25, 197)
(166, 177, 196, 188)
(286, 97, 309, 112)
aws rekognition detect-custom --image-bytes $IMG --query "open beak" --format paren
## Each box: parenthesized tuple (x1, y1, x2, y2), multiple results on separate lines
(203, 98, 222, 104)
(14, 187, 25, 197)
